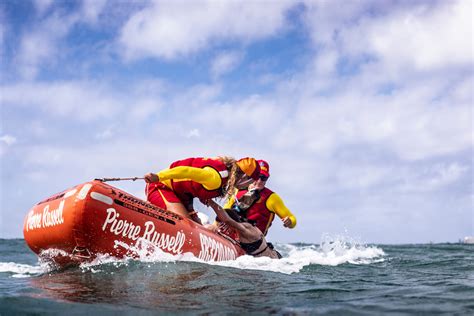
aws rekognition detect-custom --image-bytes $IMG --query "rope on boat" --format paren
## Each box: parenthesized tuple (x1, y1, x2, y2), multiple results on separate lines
(94, 177, 145, 182)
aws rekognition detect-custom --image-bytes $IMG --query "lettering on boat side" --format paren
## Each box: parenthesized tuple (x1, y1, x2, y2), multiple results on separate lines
(101, 208, 185, 254)
(114, 199, 176, 225)
(25, 200, 65, 232)
(198, 233, 237, 261)
(116, 191, 182, 221)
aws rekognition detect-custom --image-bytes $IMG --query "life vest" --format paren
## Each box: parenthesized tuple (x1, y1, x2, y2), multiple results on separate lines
(235, 187, 274, 235)
(170, 157, 229, 209)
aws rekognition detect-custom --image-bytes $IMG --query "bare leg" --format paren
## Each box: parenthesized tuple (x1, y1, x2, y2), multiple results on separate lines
(166, 202, 192, 219)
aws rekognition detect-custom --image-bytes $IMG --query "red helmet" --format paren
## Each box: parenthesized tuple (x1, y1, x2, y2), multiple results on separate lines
(257, 159, 270, 178)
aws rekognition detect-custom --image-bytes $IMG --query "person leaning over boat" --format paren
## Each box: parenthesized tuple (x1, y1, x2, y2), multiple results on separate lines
(205, 199, 281, 259)
(144, 157, 260, 224)
(225, 159, 296, 236)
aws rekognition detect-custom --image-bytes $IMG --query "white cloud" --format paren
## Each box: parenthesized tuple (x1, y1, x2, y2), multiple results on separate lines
(186, 129, 200, 138)
(312, 48, 338, 77)
(333, 164, 390, 191)
(172, 83, 223, 108)
(17, 33, 56, 79)
(130, 98, 163, 121)
(305, 0, 472, 74)
(271, 85, 472, 161)
(191, 94, 288, 139)
(211, 50, 244, 79)
(119, 0, 297, 60)
(397, 163, 469, 193)
(96, 127, 114, 140)
(16, 12, 77, 79)
(0, 20, 5, 56)
(422, 163, 469, 190)
(331, 161, 469, 194)
(363, 0, 472, 71)
(270, 0, 473, 162)
(0, 134, 16, 157)
(16, 1, 109, 79)
(0, 135, 16, 146)
(1, 81, 120, 121)
(81, 0, 108, 24)
(33, 0, 54, 16)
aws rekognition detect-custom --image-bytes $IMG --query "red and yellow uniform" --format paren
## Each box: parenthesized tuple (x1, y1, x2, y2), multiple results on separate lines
(146, 157, 228, 211)
(225, 187, 297, 236)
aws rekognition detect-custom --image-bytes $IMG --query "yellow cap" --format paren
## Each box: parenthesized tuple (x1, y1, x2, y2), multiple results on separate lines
(236, 157, 260, 180)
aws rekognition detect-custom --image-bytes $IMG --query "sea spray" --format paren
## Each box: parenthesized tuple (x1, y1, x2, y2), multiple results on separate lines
(211, 234, 385, 274)
(88, 234, 386, 275)
(315, 233, 386, 265)
(7, 235, 385, 277)
(0, 262, 46, 278)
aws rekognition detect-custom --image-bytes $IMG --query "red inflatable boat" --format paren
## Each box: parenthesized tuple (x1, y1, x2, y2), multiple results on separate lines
(23, 180, 245, 267)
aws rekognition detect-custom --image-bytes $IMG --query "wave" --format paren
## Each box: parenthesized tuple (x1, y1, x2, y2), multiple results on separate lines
(2, 234, 385, 277)
(78, 234, 385, 275)
(209, 234, 385, 274)
(0, 262, 48, 278)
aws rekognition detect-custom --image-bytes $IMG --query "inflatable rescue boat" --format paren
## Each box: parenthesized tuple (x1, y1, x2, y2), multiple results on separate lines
(23, 180, 245, 267)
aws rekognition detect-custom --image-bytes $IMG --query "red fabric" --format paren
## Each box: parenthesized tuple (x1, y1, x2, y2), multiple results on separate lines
(236, 187, 274, 235)
(146, 182, 181, 210)
(169, 157, 228, 210)
(257, 159, 270, 177)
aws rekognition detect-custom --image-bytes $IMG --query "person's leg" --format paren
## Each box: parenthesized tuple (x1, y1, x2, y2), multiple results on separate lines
(146, 183, 191, 219)
(165, 202, 191, 219)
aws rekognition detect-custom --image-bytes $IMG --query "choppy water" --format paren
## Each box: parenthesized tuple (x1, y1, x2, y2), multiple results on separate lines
(0, 238, 472, 315)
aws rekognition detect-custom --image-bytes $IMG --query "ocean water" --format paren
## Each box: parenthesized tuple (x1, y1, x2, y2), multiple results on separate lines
(0, 237, 472, 315)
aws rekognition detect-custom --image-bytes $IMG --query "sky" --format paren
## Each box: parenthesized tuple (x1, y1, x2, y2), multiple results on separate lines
(0, 0, 472, 244)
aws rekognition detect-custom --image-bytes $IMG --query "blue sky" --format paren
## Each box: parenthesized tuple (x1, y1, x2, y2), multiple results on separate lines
(1, 0, 472, 243)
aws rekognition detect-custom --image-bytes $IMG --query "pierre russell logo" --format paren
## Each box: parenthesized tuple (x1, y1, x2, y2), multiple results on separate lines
(25, 200, 65, 232)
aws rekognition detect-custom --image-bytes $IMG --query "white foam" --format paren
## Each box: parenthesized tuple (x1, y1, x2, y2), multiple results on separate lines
(0, 262, 47, 278)
(208, 236, 385, 274)
(78, 238, 192, 272)
(208, 255, 303, 274)
(77, 234, 385, 275)
(0, 247, 69, 277)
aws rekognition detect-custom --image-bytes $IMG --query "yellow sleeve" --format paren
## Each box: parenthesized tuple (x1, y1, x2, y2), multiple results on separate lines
(157, 166, 222, 190)
(265, 193, 297, 228)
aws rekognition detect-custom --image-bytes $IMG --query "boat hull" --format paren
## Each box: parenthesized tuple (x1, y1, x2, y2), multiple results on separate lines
(23, 181, 245, 267)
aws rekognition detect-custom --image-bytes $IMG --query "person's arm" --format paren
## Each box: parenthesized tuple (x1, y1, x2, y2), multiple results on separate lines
(207, 200, 261, 241)
(145, 166, 222, 190)
(206, 200, 248, 232)
(266, 193, 297, 228)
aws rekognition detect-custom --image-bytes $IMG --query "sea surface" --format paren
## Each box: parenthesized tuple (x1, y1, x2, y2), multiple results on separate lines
(0, 237, 472, 315)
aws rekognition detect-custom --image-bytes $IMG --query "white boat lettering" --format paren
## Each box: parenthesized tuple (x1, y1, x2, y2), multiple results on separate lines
(142, 221, 185, 254)
(101, 209, 185, 254)
(102, 208, 141, 240)
(26, 210, 42, 232)
(42, 200, 65, 228)
(198, 233, 236, 261)
(25, 200, 65, 232)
